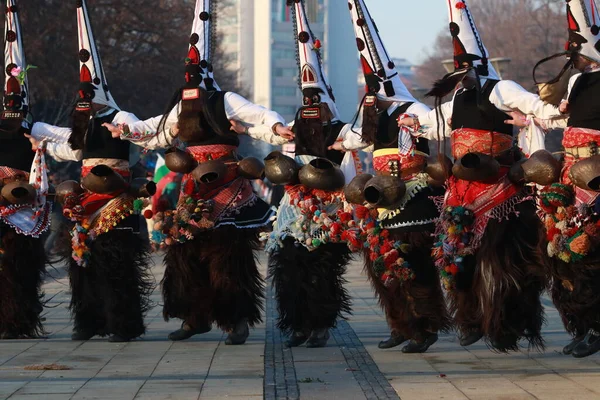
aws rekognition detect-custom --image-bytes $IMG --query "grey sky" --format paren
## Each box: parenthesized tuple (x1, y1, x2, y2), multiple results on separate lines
(367, 0, 448, 65)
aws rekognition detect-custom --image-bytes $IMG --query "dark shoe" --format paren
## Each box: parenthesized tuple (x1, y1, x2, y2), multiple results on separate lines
(572, 329, 600, 358)
(285, 331, 309, 348)
(225, 319, 249, 345)
(402, 333, 439, 354)
(108, 334, 131, 343)
(306, 329, 330, 348)
(459, 330, 483, 347)
(563, 335, 585, 355)
(71, 330, 95, 341)
(168, 322, 212, 341)
(378, 332, 407, 349)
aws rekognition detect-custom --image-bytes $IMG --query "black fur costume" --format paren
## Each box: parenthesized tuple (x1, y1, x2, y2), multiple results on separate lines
(269, 238, 352, 335)
(0, 226, 46, 338)
(162, 226, 264, 331)
(66, 215, 152, 339)
(364, 228, 451, 343)
(450, 200, 547, 352)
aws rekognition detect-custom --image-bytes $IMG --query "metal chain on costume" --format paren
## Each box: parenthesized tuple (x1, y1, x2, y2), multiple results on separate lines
(580, 0, 592, 27)
(210, 0, 217, 64)
(290, 2, 302, 92)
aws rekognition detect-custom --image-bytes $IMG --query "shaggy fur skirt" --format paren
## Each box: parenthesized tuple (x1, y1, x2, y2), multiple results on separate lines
(547, 251, 600, 338)
(450, 200, 547, 352)
(0, 227, 46, 338)
(364, 230, 451, 342)
(268, 238, 352, 334)
(162, 226, 264, 331)
(68, 217, 152, 339)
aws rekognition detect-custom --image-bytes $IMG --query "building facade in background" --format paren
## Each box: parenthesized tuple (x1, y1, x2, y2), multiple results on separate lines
(219, 0, 358, 123)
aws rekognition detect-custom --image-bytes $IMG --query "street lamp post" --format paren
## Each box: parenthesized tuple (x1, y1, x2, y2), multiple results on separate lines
(441, 57, 511, 79)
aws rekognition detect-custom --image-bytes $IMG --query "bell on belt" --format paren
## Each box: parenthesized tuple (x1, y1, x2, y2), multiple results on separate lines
(264, 151, 299, 185)
(298, 158, 345, 191)
(82, 165, 128, 194)
(54, 180, 84, 206)
(165, 147, 198, 174)
(191, 159, 228, 185)
(363, 175, 406, 207)
(452, 152, 500, 182)
(1, 181, 36, 205)
(569, 154, 600, 191)
(129, 178, 157, 198)
(344, 173, 373, 205)
(238, 157, 265, 180)
(508, 150, 561, 186)
(425, 155, 452, 187)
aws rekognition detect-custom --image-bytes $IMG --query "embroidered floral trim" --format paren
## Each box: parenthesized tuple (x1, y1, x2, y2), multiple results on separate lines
(539, 183, 600, 263)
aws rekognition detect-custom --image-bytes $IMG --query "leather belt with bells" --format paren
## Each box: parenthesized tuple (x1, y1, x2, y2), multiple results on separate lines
(376, 159, 422, 179)
(564, 142, 599, 159)
(203, 150, 238, 163)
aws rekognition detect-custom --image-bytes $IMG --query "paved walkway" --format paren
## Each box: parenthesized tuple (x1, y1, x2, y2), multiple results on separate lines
(1, 254, 600, 400)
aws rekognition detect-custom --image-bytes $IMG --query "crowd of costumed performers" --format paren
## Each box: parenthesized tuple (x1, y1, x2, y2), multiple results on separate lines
(7, 0, 600, 361)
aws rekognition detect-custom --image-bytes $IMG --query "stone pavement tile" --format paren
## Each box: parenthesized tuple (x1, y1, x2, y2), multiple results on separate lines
(0, 380, 27, 398)
(563, 373, 600, 395)
(451, 377, 534, 400)
(134, 380, 203, 400)
(8, 394, 73, 400)
(392, 381, 469, 400)
(0, 342, 38, 365)
(201, 397, 262, 400)
(200, 329, 265, 399)
(40, 369, 99, 379)
(71, 378, 146, 400)
(13, 380, 83, 395)
(514, 379, 600, 400)
(293, 359, 365, 400)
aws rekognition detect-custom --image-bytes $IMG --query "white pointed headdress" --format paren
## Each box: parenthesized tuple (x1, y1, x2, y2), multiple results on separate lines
(347, 0, 416, 103)
(76, 0, 119, 110)
(446, 0, 499, 79)
(3, 0, 29, 120)
(290, 0, 340, 121)
(566, 0, 600, 63)
(185, 0, 220, 92)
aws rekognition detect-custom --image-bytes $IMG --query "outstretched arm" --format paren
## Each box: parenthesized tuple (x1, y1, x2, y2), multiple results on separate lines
(224, 92, 294, 141)
(229, 120, 291, 145)
(30, 122, 73, 144)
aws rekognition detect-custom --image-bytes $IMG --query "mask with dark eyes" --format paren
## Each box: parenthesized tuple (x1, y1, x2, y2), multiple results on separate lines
(303, 93, 322, 107)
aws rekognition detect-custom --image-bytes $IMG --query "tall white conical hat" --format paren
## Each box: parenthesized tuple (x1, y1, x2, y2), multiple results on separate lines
(290, 0, 340, 121)
(185, 0, 220, 92)
(347, 0, 416, 103)
(446, 0, 499, 79)
(566, 0, 600, 63)
(76, 0, 119, 110)
(3, 0, 29, 120)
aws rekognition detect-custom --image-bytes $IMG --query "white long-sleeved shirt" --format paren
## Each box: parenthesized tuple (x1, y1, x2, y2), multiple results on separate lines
(417, 79, 562, 139)
(31, 109, 140, 163)
(121, 92, 288, 150)
(535, 73, 582, 130)
(340, 101, 431, 152)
